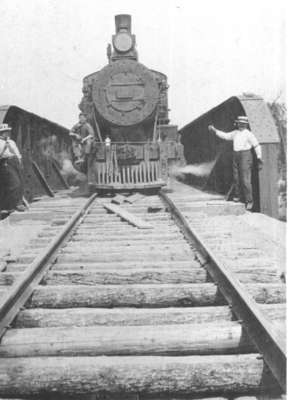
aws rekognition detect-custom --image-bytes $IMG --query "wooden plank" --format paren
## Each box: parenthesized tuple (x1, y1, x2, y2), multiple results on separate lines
(103, 203, 153, 229)
(31, 161, 55, 197)
(111, 194, 127, 205)
(0, 354, 278, 397)
(125, 193, 145, 203)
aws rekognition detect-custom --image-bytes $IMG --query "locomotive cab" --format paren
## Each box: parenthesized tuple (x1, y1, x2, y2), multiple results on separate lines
(78, 14, 183, 192)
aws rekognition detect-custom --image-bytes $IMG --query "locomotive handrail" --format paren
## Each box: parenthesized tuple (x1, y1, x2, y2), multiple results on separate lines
(160, 190, 286, 392)
(0, 193, 97, 340)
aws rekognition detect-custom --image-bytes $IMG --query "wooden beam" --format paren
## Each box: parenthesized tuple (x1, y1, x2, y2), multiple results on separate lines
(103, 203, 153, 229)
(111, 194, 127, 205)
(51, 159, 69, 189)
(31, 161, 55, 197)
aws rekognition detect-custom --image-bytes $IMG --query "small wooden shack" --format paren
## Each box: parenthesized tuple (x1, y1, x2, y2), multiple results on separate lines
(179, 95, 280, 218)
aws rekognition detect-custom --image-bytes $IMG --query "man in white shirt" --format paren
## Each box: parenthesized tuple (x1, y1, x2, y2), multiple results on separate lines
(208, 116, 263, 211)
(0, 123, 25, 215)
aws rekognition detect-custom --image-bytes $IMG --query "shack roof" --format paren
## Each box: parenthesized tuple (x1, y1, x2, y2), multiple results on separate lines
(0, 105, 68, 133)
(180, 95, 279, 144)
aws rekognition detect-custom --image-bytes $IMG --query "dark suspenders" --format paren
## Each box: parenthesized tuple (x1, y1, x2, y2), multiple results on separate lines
(0, 140, 9, 160)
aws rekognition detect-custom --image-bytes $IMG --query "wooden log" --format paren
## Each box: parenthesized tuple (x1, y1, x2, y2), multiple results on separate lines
(83, 215, 171, 223)
(36, 268, 279, 286)
(28, 283, 285, 309)
(55, 251, 193, 263)
(0, 321, 258, 357)
(61, 243, 191, 254)
(17, 250, 194, 264)
(41, 267, 208, 285)
(245, 284, 286, 304)
(0, 272, 21, 286)
(28, 283, 222, 308)
(0, 354, 278, 397)
(73, 228, 181, 236)
(234, 267, 279, 283)
(71, 233, 181, 242)
(259, 303, 286, 321)
(82, 218, 163, 225)
(103, 203, 153, 229)
(14, 303, 286, 329)
(0, 289, 8, 299)
(75, 225, 178, 232)
(6, 260, 202, 273)
(14, 306, 233, 328)
(31, 236, 184, 246)
(69, 238, 185, 246)
(51, 260, 201, 270)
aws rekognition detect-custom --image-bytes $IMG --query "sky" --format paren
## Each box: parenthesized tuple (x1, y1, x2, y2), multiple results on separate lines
(0, 0, 285, 129)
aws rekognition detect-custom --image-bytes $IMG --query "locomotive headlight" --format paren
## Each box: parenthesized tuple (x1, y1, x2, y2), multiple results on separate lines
(113, 33, 133, 52)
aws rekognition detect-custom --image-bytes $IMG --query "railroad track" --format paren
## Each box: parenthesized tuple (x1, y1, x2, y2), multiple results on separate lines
(0, 186, 286, 399)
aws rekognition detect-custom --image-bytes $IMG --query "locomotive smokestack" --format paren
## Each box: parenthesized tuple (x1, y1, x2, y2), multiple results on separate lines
(115, 14, 131, 33)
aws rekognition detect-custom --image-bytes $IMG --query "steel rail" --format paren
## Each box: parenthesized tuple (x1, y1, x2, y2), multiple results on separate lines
(0, 193, 97, 340)
(160, 190, 286, 392)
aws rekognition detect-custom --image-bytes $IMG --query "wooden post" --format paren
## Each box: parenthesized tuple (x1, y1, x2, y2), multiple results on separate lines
(32, 161, 55, 197)
(51, 159, 69, 189)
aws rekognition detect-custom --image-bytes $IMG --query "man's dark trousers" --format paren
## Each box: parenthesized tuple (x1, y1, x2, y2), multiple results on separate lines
(0, 156, 23, 210)
(233, 150, 253, 203)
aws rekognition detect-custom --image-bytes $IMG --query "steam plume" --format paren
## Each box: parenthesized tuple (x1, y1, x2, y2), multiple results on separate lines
(171, 160, 216, 179)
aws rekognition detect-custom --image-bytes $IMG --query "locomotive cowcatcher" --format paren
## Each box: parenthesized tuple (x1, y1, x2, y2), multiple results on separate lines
(78, 14, 183, 191)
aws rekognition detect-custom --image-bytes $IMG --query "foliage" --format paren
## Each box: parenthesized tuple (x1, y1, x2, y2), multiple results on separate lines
(268, 101, 287, 221)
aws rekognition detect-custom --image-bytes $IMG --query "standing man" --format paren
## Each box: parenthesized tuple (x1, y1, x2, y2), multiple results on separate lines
(0, 123, 25, 215)
(208, 116, 263, 211)
(69, 113, 95, 173)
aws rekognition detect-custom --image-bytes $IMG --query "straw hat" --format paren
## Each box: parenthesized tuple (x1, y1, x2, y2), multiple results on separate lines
(235, 116, 249, 125)
(0, 123, 12, 132)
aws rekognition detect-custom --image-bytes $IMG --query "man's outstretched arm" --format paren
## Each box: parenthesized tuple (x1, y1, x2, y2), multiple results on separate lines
(208, 125, 234, 141)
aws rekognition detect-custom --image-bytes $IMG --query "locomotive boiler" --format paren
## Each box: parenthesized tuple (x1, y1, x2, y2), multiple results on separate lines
(79, 14, 183, 191)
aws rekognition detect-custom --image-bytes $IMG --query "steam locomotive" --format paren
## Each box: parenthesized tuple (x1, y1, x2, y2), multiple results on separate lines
(78, 14, 183, 191)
